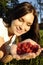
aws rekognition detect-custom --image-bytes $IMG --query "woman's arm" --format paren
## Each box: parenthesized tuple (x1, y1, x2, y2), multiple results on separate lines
(0, 37, 5, 47)
(1, 55, 13, 63)
(0, 37, 5, 59)
(0, 36, 13, 63)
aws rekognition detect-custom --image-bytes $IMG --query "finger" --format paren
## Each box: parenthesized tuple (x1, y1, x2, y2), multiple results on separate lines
(27, 53, 36, 59)
(10, 44, 17, 55)
(36, 48, 42, 56)
(41, 48, 43, 51)
(13, 54, 21, 60)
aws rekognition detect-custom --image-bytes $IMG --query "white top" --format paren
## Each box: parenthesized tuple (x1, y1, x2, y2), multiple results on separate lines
(0, 18, 16, 45)
(0, 18, 10, 42)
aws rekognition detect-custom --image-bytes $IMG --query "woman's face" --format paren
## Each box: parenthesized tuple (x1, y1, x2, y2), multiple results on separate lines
(11, 13, 34, 36)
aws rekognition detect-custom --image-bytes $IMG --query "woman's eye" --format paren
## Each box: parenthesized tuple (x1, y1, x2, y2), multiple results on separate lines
(27, 24, 30, 26)
(18, 18, 22, 22)
(27, 24, 31, 27)
(18, 18, 24, 22)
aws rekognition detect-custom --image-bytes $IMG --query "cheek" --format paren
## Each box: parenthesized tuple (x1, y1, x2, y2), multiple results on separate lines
(13, 21, 20, 26)
(26, 27, 31, 32)
(11, 22, 15, 28)
(11, 20, 18, 28)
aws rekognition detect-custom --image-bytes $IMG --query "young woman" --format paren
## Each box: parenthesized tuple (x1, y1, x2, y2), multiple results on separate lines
(0, 2, 43, 63)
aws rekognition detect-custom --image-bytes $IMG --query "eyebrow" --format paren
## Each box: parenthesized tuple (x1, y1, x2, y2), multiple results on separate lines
(21, 18, 32, 25)
(21, 17, 24, 22)
(21, 17, 32, 25)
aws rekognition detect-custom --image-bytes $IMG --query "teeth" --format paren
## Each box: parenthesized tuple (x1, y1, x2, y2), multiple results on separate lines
(16, 27, 21, 32)
(16, 26, 21, 30)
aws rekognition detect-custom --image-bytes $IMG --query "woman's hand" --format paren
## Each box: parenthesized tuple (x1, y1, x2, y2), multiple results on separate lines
(10, 39, 43, 60)
(21, 39, 43, 59)
(10, 44, 21, 60)
(0, 51, 4, 59)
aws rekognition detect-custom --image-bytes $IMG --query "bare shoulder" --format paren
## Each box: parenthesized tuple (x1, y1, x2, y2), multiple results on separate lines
(0, 36, 5, 47)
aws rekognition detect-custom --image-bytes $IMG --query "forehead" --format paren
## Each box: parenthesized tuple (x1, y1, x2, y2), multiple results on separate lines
(21, 13, 34, 24)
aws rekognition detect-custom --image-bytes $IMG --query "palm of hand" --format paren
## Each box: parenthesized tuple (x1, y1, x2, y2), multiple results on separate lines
(10, 39, 43, 60)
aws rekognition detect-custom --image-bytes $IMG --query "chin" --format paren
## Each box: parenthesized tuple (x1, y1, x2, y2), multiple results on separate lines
(14, 32, 22, 36)
(14, 31, 25, 36)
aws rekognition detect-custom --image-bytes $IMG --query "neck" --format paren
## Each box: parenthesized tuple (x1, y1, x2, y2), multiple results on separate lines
(8, 27, 14, 37)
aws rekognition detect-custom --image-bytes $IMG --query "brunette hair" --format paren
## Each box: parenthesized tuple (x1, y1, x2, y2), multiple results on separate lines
(3, 2, 40, 43)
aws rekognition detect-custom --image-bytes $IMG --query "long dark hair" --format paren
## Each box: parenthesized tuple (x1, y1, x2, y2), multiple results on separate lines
(3, 2, 40, 43)
(18, 2, 40, 43)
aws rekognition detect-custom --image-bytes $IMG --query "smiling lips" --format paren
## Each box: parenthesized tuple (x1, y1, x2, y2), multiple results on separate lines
(16, 26, 23, 33)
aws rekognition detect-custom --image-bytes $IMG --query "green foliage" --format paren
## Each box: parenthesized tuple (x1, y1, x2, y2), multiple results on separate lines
(39, 30, 43, 47)
(0, 0, 8, 11)
(0, 0, 19, 17)
(0, 0, 19, 10)
(0, 30, 43, 65)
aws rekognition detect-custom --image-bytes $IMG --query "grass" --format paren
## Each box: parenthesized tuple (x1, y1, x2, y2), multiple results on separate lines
(39, 30, 43, 47)
(0, 29, 43, 65)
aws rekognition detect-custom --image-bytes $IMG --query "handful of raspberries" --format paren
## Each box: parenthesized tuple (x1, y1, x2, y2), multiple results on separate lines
(17, 42, 39, 55)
